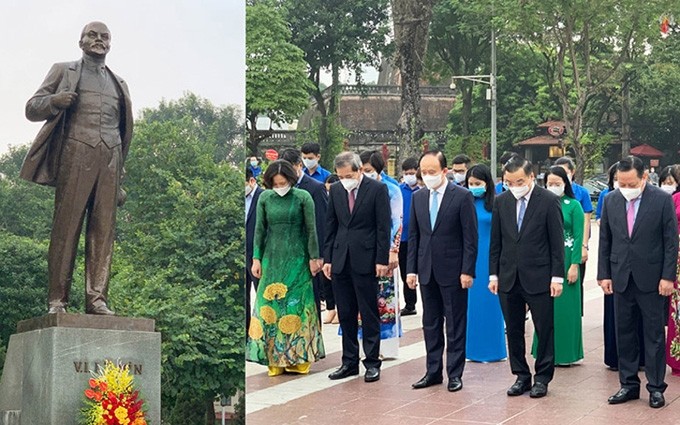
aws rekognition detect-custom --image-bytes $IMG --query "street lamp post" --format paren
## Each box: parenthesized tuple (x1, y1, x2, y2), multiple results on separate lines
(450, 29, 498, 180)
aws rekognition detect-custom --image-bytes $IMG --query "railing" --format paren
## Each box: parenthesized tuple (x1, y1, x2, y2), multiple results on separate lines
(320, 85, 455, 99)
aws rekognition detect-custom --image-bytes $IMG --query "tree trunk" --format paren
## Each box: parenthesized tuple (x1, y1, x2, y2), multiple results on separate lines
(392, 0, 437, 162)
(204, 398, 216, 425)
(621, 76, 631, 158)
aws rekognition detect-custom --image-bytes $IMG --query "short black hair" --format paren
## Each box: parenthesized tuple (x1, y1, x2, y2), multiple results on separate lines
(246, 167, 254, 181)
(554, 156, 576, 172)
(262, 160, 298, 189)
(499, 151, 519, 165)
(544, 166, 575, 199)
(616, 156, 644, 179)
(359, 150, 385, 174)
(401, 157, 419, 172)
(325, 173, 340, 184)
(465, 164, 495, 212)
(280, 148, 303, 166)
(419, 150, 448, 170)
(502, 155, 532, 177)
(606, 162, 618, 191)
(451, 154, 471, 166)
(300, 142, 321, 155)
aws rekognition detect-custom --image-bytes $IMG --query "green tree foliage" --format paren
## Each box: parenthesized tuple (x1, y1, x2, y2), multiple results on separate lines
(246, 2, 312, 155)
(0, 145, 53, 239)
(500, 0, 674, 181)
(426, 0, 492, 138)
(282, 0, 390, 156)
(141, 92, 244, 164)
(0, 232, 48, 354)
(112, 94, 245, 423)
(631, 34, 680, 164)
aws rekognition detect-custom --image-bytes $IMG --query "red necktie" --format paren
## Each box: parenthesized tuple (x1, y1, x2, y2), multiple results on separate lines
(348, 189, 356, 213)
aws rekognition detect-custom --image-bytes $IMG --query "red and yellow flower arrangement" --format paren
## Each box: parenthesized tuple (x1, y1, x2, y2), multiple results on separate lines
(80, 360, 148, 425)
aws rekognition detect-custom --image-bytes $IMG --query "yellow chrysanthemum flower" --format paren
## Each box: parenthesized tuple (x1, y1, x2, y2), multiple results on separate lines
(249, 318, 264, 339)
(115, 406, 130, 425)
(259, 305, 277, 324)
(278, 314, 302, 335)
(263, 283, 288, 300)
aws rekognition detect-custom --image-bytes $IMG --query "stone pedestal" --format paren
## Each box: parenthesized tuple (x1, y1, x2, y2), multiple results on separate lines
(0, 313, 161, 425)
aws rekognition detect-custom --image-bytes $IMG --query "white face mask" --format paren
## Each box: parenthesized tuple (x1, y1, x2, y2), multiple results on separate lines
(302, 158, 318, 169)
(340, 178, 359, 191)
(509, 185, 530, 199)
(364, 171, 378, 180)
(423, 174, 443, 190)
(453, 172, 466, 183)
(273, 185, 291, 197)
(661, 184, 676, 194)
(250, 160, 258, 168)
(548, 185, 565, 197)
(245, 184, 254, 196)
(403, 174, 417, 187)
(613, 181, 619, 190)
(619, 186, 642, 201)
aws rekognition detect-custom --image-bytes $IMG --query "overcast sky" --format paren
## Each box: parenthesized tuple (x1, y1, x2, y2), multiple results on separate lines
(0, 1, 245, 154)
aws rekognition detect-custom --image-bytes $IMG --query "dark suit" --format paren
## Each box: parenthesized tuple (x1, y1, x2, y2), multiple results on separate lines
(598, 185, 678, 393)
(296, 174, 329, 321)
(489, 185, 564, 385)
(246, 186, 263, 330)
(407, 182, 478, 380)
(324, 177, 391, 369)
(21, 58, 133, 311)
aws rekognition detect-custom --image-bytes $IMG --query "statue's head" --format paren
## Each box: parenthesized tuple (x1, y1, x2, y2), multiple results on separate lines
(79, 21, 111, 59)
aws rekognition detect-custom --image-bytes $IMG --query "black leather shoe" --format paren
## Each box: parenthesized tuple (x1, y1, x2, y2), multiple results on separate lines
(328, 365, 359, 380)
(448, 377, 463, 392)
(48, 306, 66, 314)
(529, 382, 548, 398)
(649, 391, 665, 408)
(507, 380, 531, 396)
(412, 375, 443, 389)
(608, 388, 640, 404)
(86, 305, 115, 315)
(364, 367, 380, 382)
(400, 308, 417, 316)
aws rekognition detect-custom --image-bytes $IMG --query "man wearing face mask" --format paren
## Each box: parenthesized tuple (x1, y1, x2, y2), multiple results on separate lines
(450, 154, 472, 186)
(399, 157, 421, 316)
(489, 156, 565, 398)
(280, 148, 329, 324)
(407, 150, 478, 392)
(301, 142, 331, 183)
(248, 156, 262, 179)
(323, 152, 391, 382)
(598, 156, 678, 409)
(246, 168, 264, 331)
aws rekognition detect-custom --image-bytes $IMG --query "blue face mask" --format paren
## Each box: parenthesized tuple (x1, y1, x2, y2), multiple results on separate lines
(469, 186, 486, 198)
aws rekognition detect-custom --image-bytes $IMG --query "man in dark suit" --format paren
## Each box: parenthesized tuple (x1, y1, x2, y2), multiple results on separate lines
(245, 168, 263, 331)
(407, 150, 478, 392)
(280, 148, 329, 323)
(489, 156, 564, 398)
(598, 156, 678, 409)
(21, 22, 133, 315)
(323, 151, 391, 383)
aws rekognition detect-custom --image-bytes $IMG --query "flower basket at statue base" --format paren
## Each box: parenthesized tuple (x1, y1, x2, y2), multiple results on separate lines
(0, 313, 161, 425)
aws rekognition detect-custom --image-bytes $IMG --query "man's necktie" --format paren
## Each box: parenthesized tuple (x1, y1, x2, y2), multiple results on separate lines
(348, 189, 356, 213)
(517, 197, 527, 231)
(430, 190, 439, 230)
(627, 198, 638, 237)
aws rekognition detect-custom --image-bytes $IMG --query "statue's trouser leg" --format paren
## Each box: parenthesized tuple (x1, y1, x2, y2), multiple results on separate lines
(84, 143, 121, 309)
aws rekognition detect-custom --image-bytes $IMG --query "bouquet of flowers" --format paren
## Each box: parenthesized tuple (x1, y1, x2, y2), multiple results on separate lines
(80, 360, 148, 425)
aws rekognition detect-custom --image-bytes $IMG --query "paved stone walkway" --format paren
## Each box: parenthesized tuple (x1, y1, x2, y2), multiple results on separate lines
(246, 225, 680, 424)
